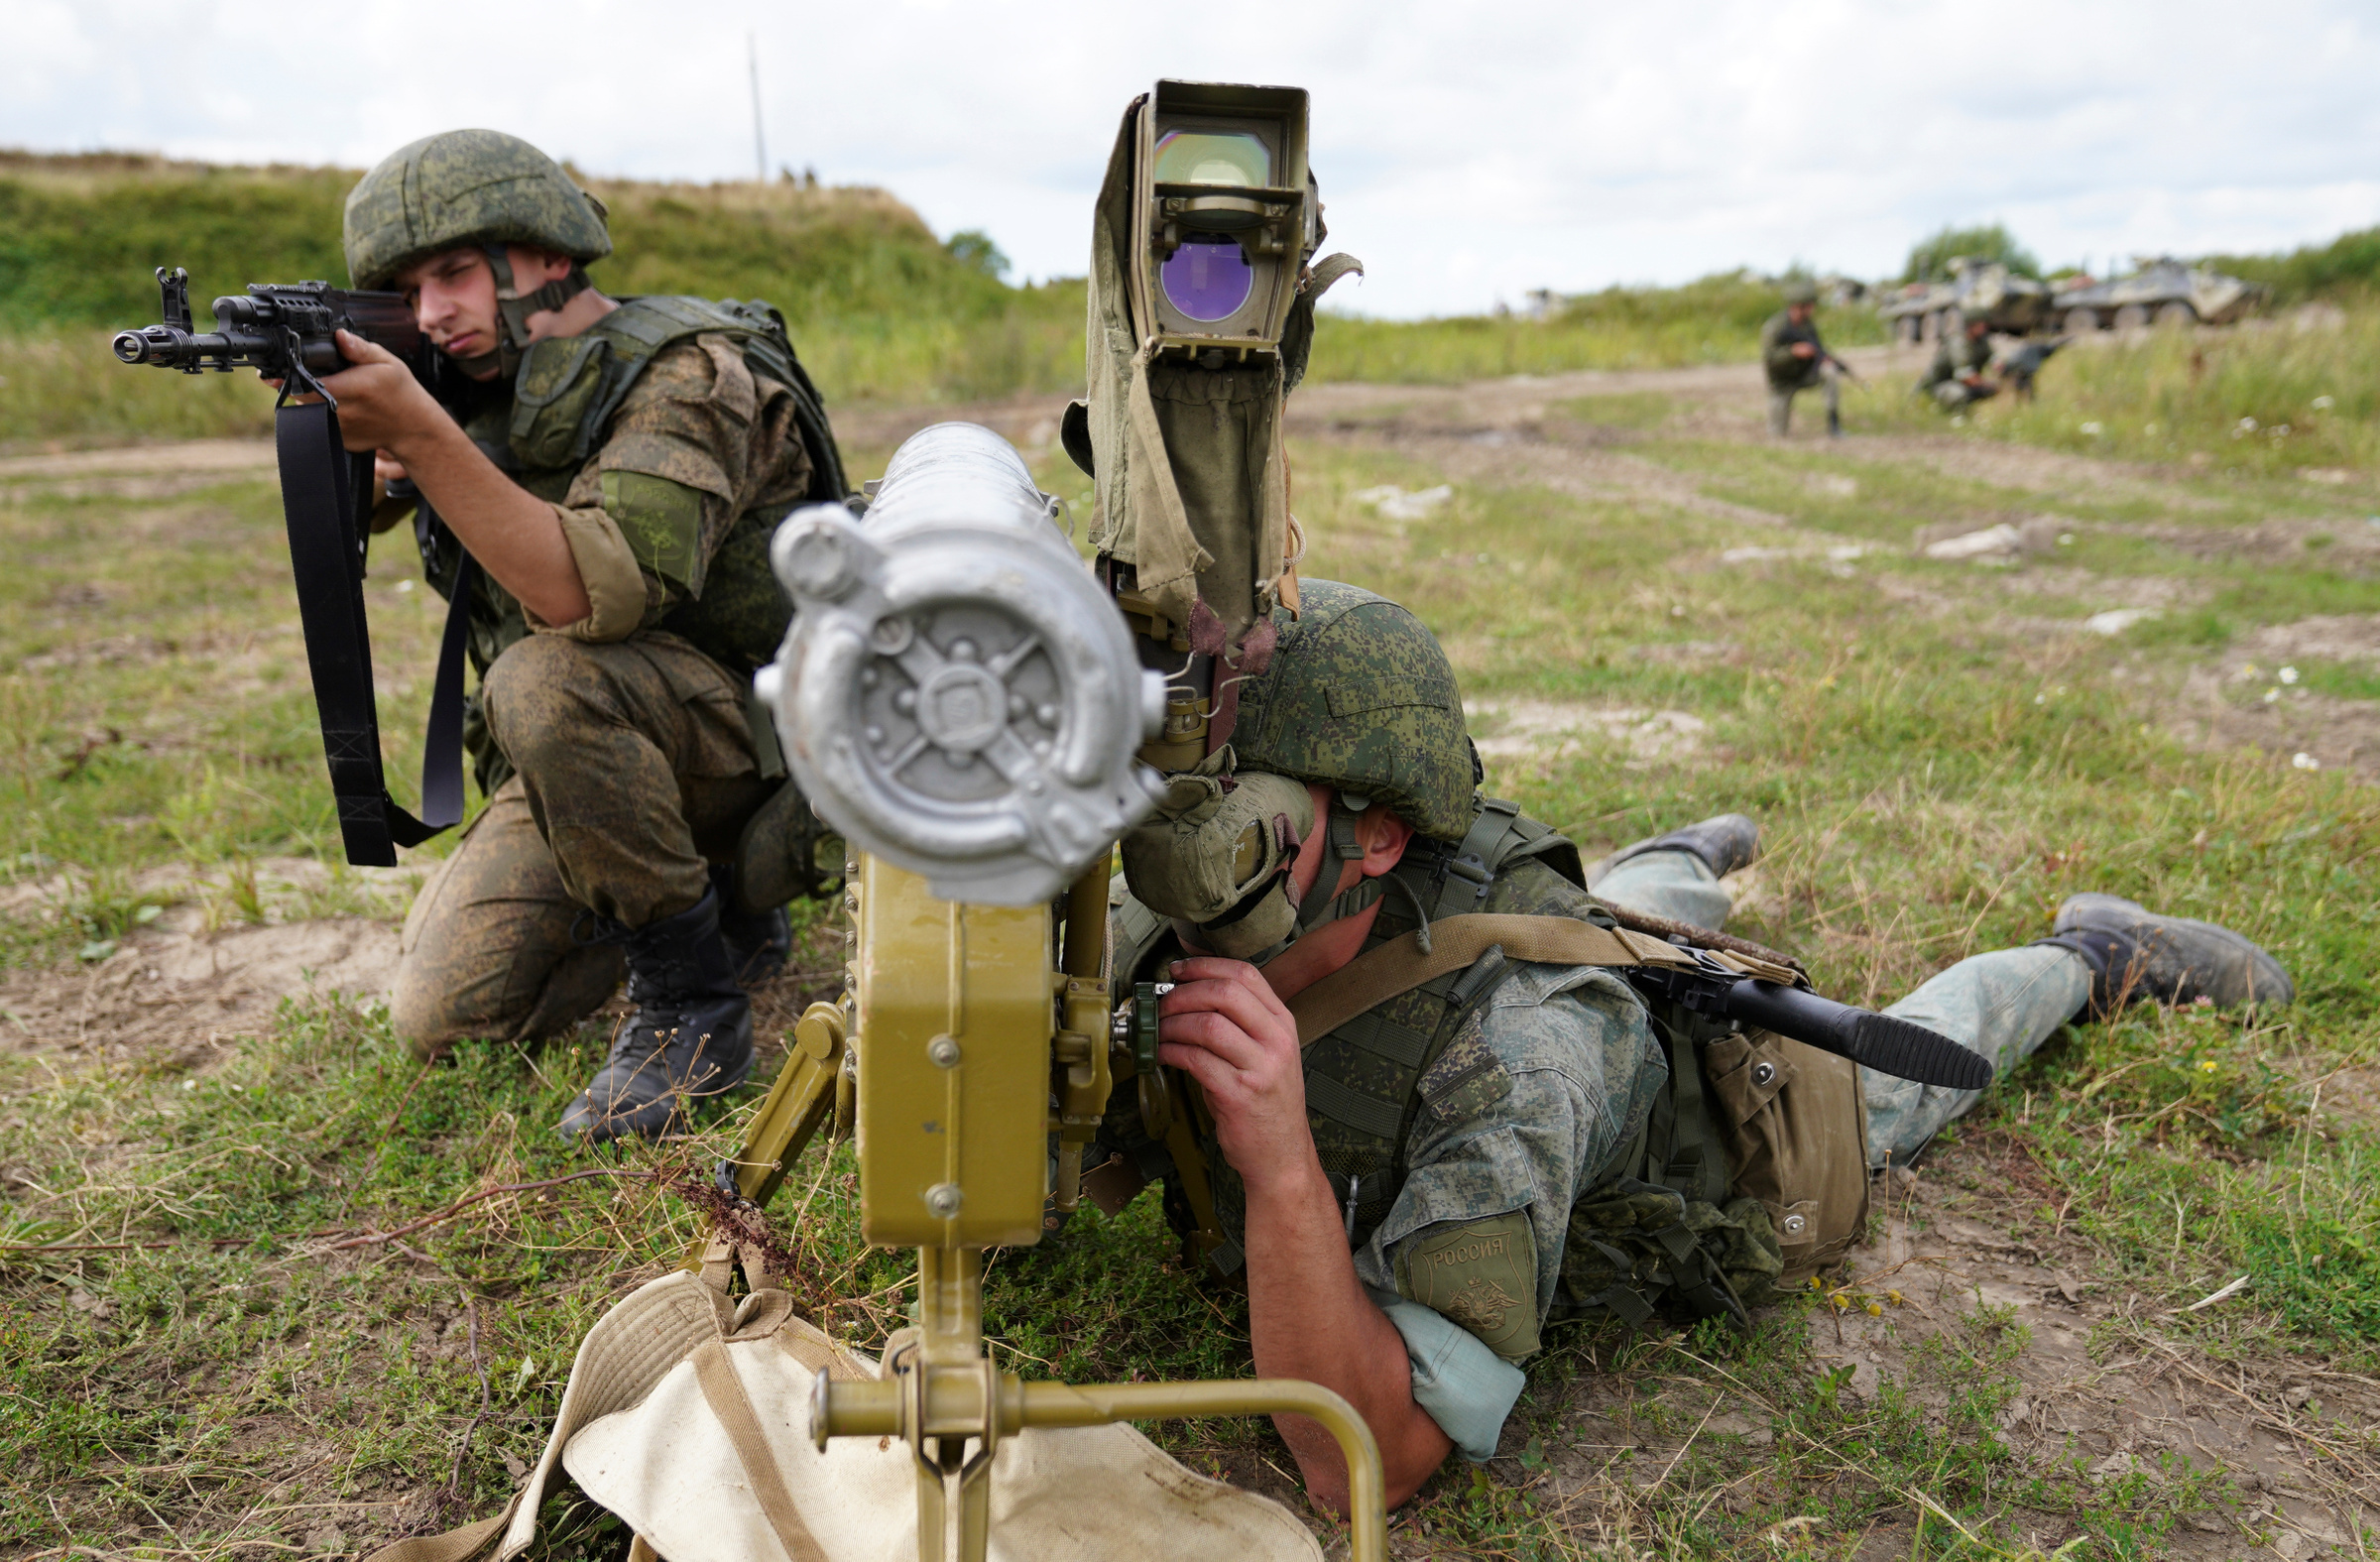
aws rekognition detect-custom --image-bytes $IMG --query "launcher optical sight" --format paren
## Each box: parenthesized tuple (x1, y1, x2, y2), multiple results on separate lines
(1126, 79, 1316, 355)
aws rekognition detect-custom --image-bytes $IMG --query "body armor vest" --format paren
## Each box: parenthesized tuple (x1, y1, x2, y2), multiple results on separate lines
(415, 295, 847, 791)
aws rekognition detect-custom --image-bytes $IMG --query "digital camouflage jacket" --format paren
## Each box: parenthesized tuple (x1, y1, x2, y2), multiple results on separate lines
(405, 296, 841, 792)
(1759, 308, 1833, 389)
(1920, 328, 1995, 392)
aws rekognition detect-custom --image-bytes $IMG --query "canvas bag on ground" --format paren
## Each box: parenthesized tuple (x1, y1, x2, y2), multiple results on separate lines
(365, 1262, 1325, 1562)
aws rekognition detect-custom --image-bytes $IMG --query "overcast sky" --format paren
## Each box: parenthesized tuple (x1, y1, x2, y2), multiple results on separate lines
(8, 0, 2377, 318)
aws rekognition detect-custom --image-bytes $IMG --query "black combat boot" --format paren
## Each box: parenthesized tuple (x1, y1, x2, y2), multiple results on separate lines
(710, 863, 791, 987)
(1828, 409, 1844, 438)
(560, 887, 756, 1143)
(1606, 813, 1761, 880)
(2032, 893, 2294, 1020)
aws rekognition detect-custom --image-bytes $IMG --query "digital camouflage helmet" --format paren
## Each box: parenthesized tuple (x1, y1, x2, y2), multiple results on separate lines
(1232, 578, 1478, 842)
(343, 128, 613, 375)
(1119, 579, 1479, 960)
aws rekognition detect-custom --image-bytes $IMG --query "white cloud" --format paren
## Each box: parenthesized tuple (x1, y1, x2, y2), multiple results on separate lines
(3, 0, 2374, 317)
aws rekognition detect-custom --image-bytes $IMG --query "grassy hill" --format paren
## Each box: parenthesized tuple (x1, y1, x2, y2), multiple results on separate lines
(0, 151, 1085, 439)
(7, 149, 2378, 452)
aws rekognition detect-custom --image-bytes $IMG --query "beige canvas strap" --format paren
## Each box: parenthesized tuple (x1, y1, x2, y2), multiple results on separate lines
(1286, 913, 1693, 1046)
(690, 1340, 828, 1562)
(360, 1503, 516, 1562)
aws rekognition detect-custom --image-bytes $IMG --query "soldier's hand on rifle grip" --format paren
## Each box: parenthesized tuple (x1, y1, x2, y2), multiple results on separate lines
(1156, 956, 1314, 1190)
(314, 330, 444, 455)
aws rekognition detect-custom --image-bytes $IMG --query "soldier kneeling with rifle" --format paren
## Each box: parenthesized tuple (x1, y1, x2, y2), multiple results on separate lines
(312, 131, 847, 1141)
(1098, 584, 2292, 1509)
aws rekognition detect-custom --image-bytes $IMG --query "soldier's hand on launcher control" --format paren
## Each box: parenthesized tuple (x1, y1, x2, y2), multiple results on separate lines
(1791, 341, 1818, 358)
(1157, 957, 1313, 1189)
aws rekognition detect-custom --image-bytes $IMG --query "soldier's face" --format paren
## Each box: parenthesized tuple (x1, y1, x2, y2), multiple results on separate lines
(395, 249, 501, 368)
(1789, 303, 1814, 324)
(392, 245, 576, 377)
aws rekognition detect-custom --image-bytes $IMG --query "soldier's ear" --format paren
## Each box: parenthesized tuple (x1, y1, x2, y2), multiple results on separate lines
(1354, 805, 1414, 877)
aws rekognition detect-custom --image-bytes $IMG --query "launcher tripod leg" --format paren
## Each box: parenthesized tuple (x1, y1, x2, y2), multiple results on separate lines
(682, 1000, 848, 1271)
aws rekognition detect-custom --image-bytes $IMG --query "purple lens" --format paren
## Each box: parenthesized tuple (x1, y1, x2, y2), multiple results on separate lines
(1161, 238, 1253, 323)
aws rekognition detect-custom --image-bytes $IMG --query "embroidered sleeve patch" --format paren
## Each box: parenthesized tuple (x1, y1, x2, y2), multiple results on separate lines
(1417, 1013, 1513, 1128)
(1396, 1211, 1541, 1362)
(600, 470, 708, 594)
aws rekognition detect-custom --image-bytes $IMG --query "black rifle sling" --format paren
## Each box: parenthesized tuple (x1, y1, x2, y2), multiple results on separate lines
(274, 400, 469, 867)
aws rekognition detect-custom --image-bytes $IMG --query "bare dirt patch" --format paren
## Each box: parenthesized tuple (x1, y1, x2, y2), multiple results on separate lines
(1510, 1135, 2378, 1559)
(2162, 620, 2380, 780)
(1877, 433, 2229, 513)
(2230, 615, 2380, 669)
(0, 436, 279, 503)
(2, 857, 420, 1072)
(1853, 1137, 2378, 1553)
(1467, 697, 1711, 777)
(1, 917, 399, 1073)
(2121, 519, 2380, 573)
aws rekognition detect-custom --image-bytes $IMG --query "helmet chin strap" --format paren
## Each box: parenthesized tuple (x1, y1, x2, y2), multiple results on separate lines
(1235, 793, 1430, 966)
(448, 243, 592, 379)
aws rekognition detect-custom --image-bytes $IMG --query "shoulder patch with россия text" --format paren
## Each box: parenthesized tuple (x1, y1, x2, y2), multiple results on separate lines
(1396, 1210, 1540, 1362)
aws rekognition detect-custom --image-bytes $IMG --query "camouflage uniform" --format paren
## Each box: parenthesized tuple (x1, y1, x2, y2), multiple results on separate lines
(1097, 580, 2129, 1468)
(1108, 842, 1668, 1461)
(389, 327, 814, 1056)
(1920, 328, 1998, 411)
(1592, 852, 2092, 1169)
(1111, 827, 2114, 1464)
(1759, 305, 1841, 435)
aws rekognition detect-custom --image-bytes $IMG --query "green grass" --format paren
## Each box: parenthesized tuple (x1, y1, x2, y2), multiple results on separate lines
(2207, 227, 2380, 307)
(0, 468, 398, 961)
(2295, 659, 2380, 701)
(0, 331, 282, 447)
(0, 152, 1084, 429)
(0, 152, 1896, 444)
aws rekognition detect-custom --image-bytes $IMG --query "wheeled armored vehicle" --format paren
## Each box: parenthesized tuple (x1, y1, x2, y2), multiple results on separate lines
(2051, 259, 2265, 332)
(1877, 258, 2055, 343)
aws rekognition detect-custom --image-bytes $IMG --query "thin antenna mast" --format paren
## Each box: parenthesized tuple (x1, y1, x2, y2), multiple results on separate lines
(748, 34, 768, 181)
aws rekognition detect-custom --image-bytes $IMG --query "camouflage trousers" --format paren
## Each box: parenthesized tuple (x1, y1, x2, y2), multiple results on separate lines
(1592, 849, 2091, 1168)
(390, 633, 774, 1058)
(1767, 366, 1841, 435)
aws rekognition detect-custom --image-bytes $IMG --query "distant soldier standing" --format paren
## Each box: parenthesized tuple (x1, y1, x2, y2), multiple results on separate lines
(1760, 280, 1845, 438)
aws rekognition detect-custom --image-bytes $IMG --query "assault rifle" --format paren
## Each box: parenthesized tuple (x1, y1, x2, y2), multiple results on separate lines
(113, 268, 473, 867)
(1117, 937, 1990, 1101)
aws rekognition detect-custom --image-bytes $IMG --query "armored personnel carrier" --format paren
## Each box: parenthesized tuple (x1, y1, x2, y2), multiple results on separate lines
(1877, 258, 2055, 342)
(2053, 260, 2265, 331)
